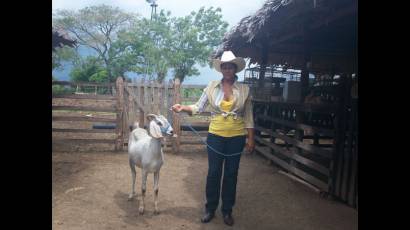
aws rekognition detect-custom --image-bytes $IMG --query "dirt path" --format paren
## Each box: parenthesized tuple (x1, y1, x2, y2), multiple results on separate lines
(52, 146, 357, 230)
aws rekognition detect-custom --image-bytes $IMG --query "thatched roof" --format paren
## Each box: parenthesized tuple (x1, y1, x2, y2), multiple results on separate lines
(52, 28, 76, 50)
(213, 0, 357, 73)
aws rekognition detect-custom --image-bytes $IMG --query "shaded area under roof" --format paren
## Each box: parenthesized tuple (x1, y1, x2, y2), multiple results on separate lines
(213, 0, 357, 74)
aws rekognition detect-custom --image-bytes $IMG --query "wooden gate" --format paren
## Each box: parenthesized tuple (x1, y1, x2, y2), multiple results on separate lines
(123, 78, 209, 153)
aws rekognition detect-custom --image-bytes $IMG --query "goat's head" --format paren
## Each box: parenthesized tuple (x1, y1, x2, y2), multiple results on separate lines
(130, 121, 139, 132)
(146, 114, 174, 139)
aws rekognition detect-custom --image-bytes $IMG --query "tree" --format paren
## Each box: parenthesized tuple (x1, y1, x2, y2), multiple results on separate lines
(52, 46, 77, 71)
(168, 7, 229, 82)
(125, 7, 228, 83)
(124, 10, 173, 82)
(69, 56, 107, 82)
(53, 5, 139, 82)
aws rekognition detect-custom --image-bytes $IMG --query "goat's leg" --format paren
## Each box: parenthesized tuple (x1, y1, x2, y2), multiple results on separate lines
(153, 171, 160, 215)
(128, 159, 137, 200)
(139, 169, 148, 215)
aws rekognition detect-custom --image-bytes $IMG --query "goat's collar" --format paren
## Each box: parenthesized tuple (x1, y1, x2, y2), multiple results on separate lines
(160, 123, 171, 134)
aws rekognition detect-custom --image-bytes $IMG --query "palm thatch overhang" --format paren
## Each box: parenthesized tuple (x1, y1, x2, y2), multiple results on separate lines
(212, 0, 357, 74)
(52, 29, 77, 51)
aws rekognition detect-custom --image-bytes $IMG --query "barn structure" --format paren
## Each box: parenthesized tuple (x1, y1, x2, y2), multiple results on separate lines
(213, 0, 357, 208)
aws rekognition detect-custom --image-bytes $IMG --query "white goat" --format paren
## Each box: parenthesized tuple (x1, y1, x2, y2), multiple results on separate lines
(127, 114, 174, 215)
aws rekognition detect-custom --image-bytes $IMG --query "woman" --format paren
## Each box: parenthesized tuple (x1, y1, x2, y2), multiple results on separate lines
(172, 51, 255, 226)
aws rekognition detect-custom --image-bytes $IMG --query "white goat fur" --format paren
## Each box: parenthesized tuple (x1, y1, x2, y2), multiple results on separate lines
(127, 114, 173, 215)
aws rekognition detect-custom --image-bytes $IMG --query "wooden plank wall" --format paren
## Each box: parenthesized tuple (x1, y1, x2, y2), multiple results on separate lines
(253, 101, 335, 192)
(252, 74, 358, 209)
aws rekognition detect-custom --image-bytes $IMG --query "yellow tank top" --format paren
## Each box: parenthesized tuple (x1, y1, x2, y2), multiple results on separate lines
(208, 98, 246, 137)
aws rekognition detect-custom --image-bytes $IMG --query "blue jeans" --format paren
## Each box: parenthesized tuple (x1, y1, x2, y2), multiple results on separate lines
(205, 133, 246, 216)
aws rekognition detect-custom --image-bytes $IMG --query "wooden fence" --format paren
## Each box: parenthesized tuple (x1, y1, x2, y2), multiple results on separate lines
(252, 74, 357, 208)
(123, 78, 208, 153)
(52, 80, 122, 150)
(53, 77, 208, 152)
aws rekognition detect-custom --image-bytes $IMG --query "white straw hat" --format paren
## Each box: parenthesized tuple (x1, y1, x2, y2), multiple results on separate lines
(213, 51, 246, 73)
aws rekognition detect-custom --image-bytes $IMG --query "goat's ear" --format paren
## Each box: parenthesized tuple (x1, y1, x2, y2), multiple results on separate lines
(149, 120, 163, 138)
(147, 114, 157, 121)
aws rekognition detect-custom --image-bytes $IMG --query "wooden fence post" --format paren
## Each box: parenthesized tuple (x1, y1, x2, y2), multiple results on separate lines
(172, 78, 181, 153)
(123, 81, 129, 143)
(139, 78, 145, 128)
(329, 73, 348, 196)
(159, 80, 165, 116)
(115, 77, 125, 151)
(154, 81, 160, 114)
(127, 84, 135, 130)
(166, 79, 173, 123)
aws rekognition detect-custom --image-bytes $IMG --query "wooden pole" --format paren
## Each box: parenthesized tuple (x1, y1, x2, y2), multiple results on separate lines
(301, 18, 311, 102)
(154, 81, 159, 114)
(258, 42, 269, 99)
(329, 73, 348, 196)
(128, 85, 135, 131)
(150, 80, 154, 115)
(166, 79, 173, 122)
(172, 78, 181, 153)
(159, 80, 165, 116)
(139, 78, 145, 128)
(115, 77, 125, 151)
(124, 82, 131, 141)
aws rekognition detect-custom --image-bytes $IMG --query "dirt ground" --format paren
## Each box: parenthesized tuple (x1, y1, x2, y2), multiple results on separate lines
(52, 146, 357, 230)
(52, 96, 357, 229)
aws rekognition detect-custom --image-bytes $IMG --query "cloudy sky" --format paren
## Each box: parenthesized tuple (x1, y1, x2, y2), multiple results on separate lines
(52, 0, 267, 84)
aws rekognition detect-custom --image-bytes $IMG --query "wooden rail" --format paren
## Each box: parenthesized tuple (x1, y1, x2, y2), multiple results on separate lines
(52, 116, 117, 123)
(52, 106, 117, 112)
(52, 128, 116, 133)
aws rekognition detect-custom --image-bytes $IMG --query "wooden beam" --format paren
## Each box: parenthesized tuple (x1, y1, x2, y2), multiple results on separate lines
(52, 116, 116, 123)
(181, 130, 208, 136)
(172, 78, 181, 153)
(257, 115, 334, 136)
(115, 77, 125, 151)
(252, 100, 338, 113)
(255, 125, 332, 159)
(255, 145, 328, 191)
(181, 84, 207, 89)
(52, 128, 115, 133)
(255, 136, 329, 176)
(124, 86, 145, 112)
(180, 140, 204, 145)
(139, 78, 146, 128)
(52, 81, 113, 87)
(52, 138, 117, 144)
(52, 106, 116, 112)
(52, 94, 116, 100)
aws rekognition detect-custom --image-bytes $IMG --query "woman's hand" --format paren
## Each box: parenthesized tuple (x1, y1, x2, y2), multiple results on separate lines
(171, 104, 184, 113)
(245, 128, 255, 154)
(245, 138, 255, 154)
